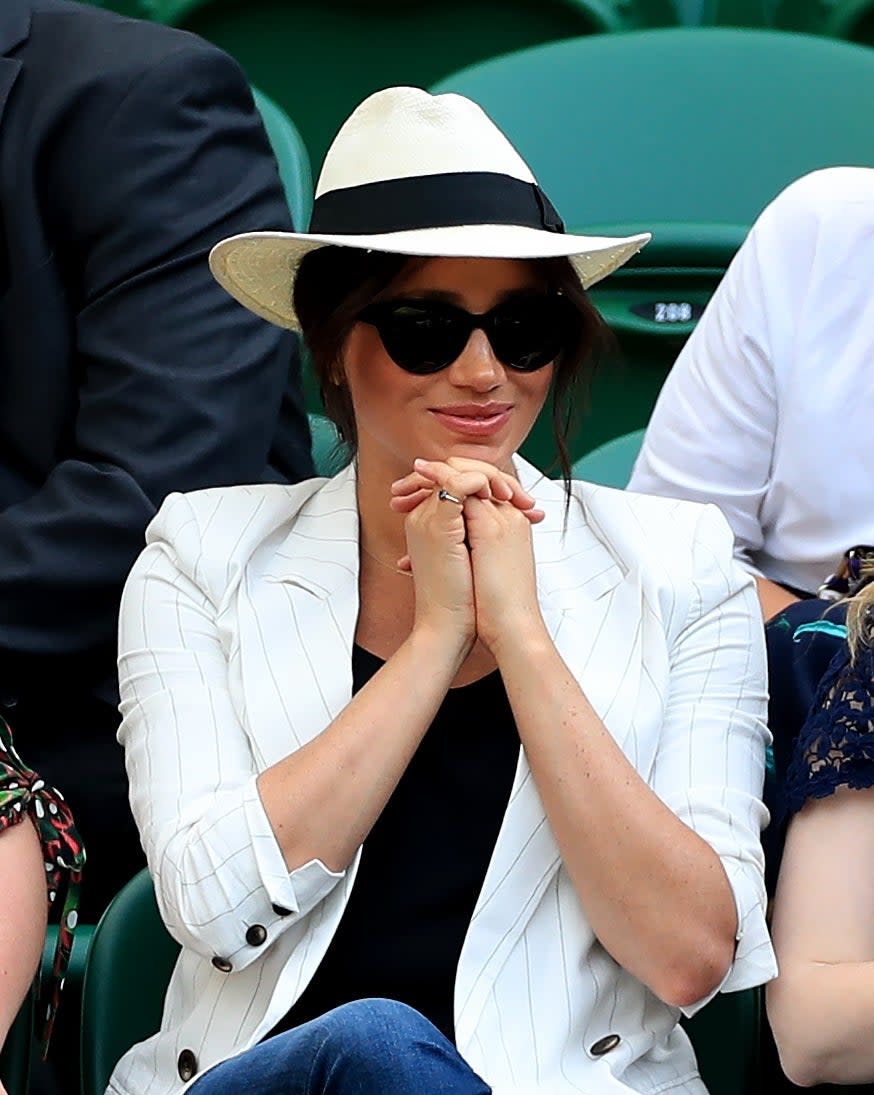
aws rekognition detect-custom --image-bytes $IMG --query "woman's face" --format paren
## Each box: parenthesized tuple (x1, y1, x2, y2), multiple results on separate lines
(341, 257, 554, 477)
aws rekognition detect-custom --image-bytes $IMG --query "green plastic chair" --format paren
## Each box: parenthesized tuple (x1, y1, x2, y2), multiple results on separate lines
(776, 0, 874, 41)
(252, 88, 313, 231)
(0, 991, 33, 1095)
(308, 412, 349, 476)
(124, 0, 672, 165)
(80, 870, 180, 1095)
(433, 27, 874, 468)
(572, 428, 645, 487)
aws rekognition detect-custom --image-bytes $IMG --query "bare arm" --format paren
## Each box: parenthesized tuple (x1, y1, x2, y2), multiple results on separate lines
(756, 576, 800, 622)
(768, 787, 874, 1087)
(0, 821, 46, 1049)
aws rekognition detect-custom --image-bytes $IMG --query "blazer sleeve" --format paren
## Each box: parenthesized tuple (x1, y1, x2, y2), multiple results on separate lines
(0, 40, 311, 676)
(627, 216, 778, 577)
(117, 492, 343, 967)
(649, 503, 776, 1014)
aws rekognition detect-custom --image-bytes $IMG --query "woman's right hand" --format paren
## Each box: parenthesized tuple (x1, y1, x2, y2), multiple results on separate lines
(403, 479, 476, 657)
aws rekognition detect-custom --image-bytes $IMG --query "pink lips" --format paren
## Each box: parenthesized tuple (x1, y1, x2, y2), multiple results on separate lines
(430, 402, 513, 438)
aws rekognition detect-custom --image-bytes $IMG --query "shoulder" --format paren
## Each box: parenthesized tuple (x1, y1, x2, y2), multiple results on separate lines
(571, 481, 746, 619)
(573, 480, 732, 555)
(26, 0, 247, 104)
(143, 478, 329, 603)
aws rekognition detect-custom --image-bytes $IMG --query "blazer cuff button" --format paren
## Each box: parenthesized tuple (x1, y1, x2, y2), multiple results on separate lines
(589, 1034, 621, 1056)
(211, 956, 233, 973)
(245, 924, 267, 946)
(177, 1049, 197, 1081)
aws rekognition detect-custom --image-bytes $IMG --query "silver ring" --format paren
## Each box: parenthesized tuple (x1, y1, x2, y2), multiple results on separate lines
(438, 488, 464, 505)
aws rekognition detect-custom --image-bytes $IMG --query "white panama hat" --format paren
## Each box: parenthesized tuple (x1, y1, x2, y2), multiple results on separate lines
(209, 86, 651, 331)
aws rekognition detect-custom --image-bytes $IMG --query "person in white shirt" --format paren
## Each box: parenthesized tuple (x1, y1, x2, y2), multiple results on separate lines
(112, 87, 773, 1095)
(629, 166, 874, 622)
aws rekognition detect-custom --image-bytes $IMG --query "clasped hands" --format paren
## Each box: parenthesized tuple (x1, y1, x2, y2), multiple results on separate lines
(388, 456, 547, 656)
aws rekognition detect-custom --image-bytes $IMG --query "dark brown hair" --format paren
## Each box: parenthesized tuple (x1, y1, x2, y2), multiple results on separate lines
(292, 246, 611, 488)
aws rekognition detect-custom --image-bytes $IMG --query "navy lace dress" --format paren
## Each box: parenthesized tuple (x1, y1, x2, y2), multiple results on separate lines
(783, 629, 874, 816)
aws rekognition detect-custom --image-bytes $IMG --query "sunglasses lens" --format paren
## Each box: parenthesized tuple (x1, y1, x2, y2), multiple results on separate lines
(489, 295, 574, 371)
(368, 302, 467, 375)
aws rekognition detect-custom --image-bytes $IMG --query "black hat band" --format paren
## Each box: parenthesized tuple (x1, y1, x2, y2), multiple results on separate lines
(308, 171, 565, 236)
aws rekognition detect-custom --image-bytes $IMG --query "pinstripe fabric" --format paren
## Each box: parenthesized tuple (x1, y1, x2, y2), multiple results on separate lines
(111, 458, 775, 1095)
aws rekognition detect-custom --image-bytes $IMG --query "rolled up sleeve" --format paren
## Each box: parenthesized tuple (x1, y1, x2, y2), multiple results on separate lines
(118, 494, 343, 968)
(649, 504, 777, 1016)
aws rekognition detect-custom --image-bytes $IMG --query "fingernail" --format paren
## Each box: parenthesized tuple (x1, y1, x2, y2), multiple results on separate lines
(413, 458, 427, 468)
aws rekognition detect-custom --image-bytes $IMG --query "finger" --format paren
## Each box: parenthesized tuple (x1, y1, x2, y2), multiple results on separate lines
(390, 489, 434, 513)
(412, 459, 492, 501)
(396, 554, 412, 572)
(390, 471, 436, 497)
(419, 458, 536, 510)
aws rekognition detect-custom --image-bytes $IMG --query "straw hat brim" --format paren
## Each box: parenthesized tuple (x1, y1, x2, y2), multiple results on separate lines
(209, 225, 651, 331)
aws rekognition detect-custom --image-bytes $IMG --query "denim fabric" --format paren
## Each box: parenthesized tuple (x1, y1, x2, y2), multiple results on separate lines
(189, 998, 492, 1095)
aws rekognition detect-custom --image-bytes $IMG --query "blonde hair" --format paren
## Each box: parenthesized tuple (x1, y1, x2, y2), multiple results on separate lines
(847, 555, 874, 661)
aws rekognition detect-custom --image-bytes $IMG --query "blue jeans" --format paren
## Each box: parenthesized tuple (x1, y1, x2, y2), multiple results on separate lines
(189, 998, 492, 1095)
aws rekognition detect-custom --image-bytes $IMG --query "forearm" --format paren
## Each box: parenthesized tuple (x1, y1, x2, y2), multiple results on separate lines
(257, 626, 466, 872)
(768, 962, 874, 1086)
(493, 629, 736, 1007)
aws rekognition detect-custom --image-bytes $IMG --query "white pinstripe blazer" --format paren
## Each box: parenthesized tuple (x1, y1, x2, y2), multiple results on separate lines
(111, 458, 776, 1095)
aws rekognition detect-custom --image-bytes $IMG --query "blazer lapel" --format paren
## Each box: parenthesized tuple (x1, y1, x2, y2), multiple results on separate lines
(455, 463, 646, 1046)
(235, 466, 361, 769)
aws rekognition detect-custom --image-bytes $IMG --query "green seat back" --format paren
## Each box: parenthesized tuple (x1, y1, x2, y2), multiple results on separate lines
(433, 28, 874, 469)
(776, 0, 874, 41)
(251, 88, 313, 230)
(132, 0, 662, 166)
(0, 990, 32, 1095)
(572, 428, 645, 487)
(308, 412, 349, 476)
(80, 870, 180, 1095)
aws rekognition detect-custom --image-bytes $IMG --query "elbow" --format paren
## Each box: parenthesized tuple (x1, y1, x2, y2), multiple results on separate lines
(653, 934, 736, 1010)
(767, 979, 840, 1089)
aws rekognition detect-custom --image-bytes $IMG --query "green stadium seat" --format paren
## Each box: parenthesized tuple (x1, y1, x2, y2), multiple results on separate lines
(308, 412, 349, 476)
(432, 28, 874, 469)
(252, 88, 313, 230)
(126, 0, 673, 166)
(572, 428, 645, 487)
(776, 0, 874, 42)
(0, 990, 32, 1095)
(697, 0, 771, 24)
(80, 870, 179, 1095)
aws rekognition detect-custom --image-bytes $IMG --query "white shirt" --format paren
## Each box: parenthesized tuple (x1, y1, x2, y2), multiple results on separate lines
(629, 167, 874, 595)
(111, 458, 774, 1095)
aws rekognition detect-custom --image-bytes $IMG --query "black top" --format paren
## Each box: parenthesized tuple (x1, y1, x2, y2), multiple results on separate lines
(271, 644, 519, 1042)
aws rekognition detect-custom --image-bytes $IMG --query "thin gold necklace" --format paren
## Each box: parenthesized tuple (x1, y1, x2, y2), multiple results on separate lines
(360, 544, 413, 577)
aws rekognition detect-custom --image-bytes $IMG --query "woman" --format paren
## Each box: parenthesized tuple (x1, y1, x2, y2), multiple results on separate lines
(112, 87, 774, 1095)
(768, 553, 874, 1087)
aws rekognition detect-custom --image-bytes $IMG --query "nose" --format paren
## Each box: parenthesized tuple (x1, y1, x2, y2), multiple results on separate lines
(445, 328, 504, 391)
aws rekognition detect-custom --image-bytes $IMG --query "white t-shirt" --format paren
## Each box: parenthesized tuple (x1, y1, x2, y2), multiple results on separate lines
(629, 166, 874, 595)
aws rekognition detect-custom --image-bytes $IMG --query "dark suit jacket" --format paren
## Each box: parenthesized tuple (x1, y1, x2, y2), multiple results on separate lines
(0, 0, 313, 717)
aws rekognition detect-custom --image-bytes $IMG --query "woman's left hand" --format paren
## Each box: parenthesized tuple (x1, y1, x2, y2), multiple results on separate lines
(390, 457, 545, 523)
(391, 457, 547, 654)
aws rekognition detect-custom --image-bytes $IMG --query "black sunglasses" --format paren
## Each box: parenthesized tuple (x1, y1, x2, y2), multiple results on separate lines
(357, 293, 579, 375)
